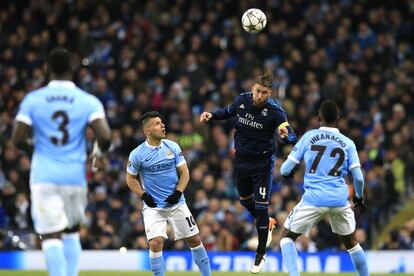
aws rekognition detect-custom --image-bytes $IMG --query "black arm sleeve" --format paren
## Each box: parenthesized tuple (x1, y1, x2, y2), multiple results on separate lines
(281, 125, 297, 145)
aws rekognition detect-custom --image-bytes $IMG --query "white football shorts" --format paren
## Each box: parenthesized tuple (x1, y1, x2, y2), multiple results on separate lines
(31, 184, 87, 234)
(284, 200, 356, 236)
(143, 203, 199, 241)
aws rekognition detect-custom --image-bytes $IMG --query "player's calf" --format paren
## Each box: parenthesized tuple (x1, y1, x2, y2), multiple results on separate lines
(255, 203, 269, 254)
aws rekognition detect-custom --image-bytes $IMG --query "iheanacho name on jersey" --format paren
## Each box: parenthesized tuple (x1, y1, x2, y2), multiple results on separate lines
(309, 133, 347, 148)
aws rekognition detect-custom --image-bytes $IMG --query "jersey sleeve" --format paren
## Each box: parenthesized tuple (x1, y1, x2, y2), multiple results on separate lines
(211, 95, 239, 120)
(87, 96, 106, 123)
(172, 142, 186, 167)
(275, 109, 288, 128)
(287, 133, 308, 164)
(347, 141, 361, 170)
(15, 94, 33, 126)
(127, 150, 141, 175)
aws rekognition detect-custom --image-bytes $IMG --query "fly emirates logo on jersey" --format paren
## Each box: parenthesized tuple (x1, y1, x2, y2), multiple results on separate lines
(237, 113, 264, 129)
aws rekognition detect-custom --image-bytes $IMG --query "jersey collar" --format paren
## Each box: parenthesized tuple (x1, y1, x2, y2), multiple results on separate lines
(145, 139, 163, 149)
(48, 80, 76, 88)
(319, 126, 339, 133)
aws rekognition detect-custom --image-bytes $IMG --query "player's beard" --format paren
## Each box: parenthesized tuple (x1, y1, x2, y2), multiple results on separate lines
(253, 98, 266, 108)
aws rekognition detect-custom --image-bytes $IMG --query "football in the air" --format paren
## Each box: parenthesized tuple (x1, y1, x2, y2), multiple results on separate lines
(241, 8, 267, 33)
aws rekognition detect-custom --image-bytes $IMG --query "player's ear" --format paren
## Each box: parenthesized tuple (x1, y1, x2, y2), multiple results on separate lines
(143, 126, 150, 136)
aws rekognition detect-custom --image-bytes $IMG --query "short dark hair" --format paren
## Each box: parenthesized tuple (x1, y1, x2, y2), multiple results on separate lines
(139, 111, 160, 128)
(47, 48, 73, 77)
(320, 100, 339, 123)
(254, 71, 273, 89)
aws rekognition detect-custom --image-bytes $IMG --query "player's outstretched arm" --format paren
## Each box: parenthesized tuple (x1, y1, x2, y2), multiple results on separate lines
(200, 100, 237, 122)
(280, 158, 297, 178)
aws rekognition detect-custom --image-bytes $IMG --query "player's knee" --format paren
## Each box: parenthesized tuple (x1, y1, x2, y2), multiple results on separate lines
(240, 197, 254, 207)
(64, 224, 80, 234)
(186, 234, 201, 248)
(239, 194, 254, 201)
(149, 237, 164, 251)
(284, 230, 300, 241)
(339, 233, 357, 250)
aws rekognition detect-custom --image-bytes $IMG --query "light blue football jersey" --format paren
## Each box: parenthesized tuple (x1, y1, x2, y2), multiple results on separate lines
(127, 139, 186, 208)
(288, 127, 360, 207)
(16, 80, 105, 186)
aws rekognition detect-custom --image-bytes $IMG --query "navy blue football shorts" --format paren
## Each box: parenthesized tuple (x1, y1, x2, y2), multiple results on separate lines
(234, 155, 275, 202)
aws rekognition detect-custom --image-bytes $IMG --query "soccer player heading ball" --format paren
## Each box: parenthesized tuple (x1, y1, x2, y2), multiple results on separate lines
(200, 71, 297, 273)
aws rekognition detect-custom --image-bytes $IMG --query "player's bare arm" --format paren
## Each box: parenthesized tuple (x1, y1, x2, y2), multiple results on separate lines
(90, 118, 112, 152)
(125, 172, 145, 197)
(199, 111, 212, 123)
(11, 121, 31, 148)
(165, 162, 190, 205)
(176, 163, 190, 192)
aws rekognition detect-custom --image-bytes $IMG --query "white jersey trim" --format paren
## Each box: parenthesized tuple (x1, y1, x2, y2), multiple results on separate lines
(16, 114, 32, 126)
(288, 155, 300, 164)
(349, 162, 361, 170)
(88, 111, 106, 123)
(127, 168, 138, 175)
(176, 160, 186, 167)
(319, 126, 340, 133)
(47, 80, 76, 88)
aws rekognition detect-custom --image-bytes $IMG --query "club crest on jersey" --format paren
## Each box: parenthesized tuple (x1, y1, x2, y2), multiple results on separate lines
(166, 150, 173, 157)
(261, 108, 268, 117)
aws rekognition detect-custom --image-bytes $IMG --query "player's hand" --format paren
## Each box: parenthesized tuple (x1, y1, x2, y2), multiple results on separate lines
(165, 190, 182, 204)
(282, 170, 295, 179)
(279, 126, 288, 139)
(200, 112, 212, 123)
(141, 192, 157, 207)
(353, 196, 365, 213)
(282, 166, 297, 179)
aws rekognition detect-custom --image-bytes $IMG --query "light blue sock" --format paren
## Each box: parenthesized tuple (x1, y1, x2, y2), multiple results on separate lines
(42, 239, 66, 276)
(348, 244, 369, 276)
(190, 243, 211, 276)
(150, 251, 165, 276)
(281, 237, 300, 276)
(63, 233, 82, 276)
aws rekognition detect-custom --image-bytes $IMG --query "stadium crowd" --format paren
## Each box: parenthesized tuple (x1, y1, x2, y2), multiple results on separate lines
(1, 0, 414, 251)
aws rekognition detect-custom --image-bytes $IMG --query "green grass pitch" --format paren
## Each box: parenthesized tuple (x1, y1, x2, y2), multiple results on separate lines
(1, 272, 413, 276)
